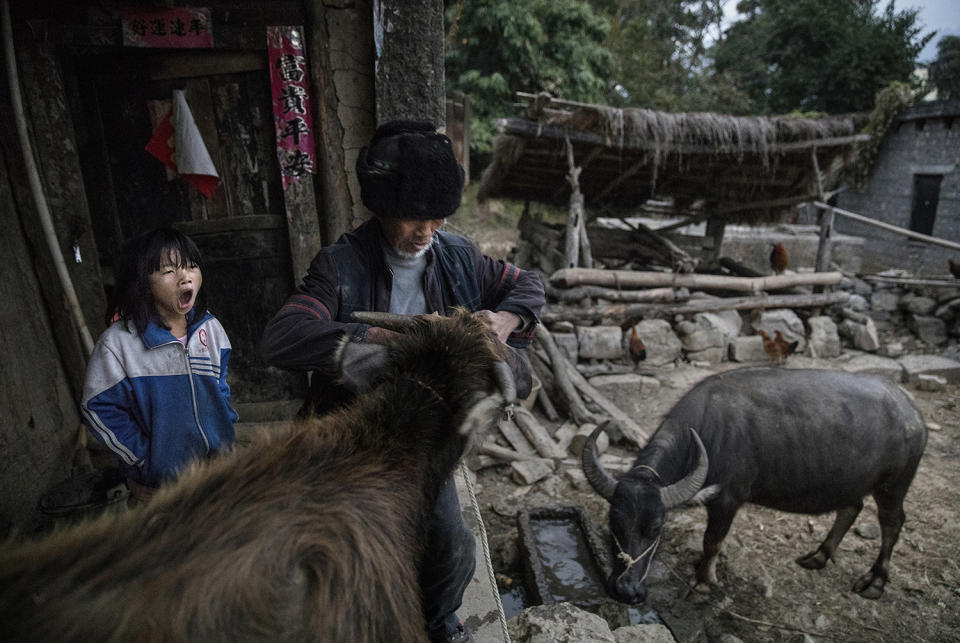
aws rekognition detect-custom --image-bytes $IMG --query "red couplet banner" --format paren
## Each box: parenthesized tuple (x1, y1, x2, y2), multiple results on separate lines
(267, 26, 317, 190)
(121, 8, 214, 48)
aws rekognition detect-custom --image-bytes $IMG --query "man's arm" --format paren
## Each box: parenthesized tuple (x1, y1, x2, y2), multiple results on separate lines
(260, 251, 374, 373)
(471, 246, 545, 348)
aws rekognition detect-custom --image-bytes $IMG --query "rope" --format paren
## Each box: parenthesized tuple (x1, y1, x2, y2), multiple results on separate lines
(459, 459, 512, 643)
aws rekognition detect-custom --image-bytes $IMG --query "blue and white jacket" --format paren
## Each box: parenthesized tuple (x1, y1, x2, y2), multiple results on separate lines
(81, 311, 238, 488)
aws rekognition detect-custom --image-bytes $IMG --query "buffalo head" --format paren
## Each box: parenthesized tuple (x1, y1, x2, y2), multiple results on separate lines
(582, 424, 709, 603)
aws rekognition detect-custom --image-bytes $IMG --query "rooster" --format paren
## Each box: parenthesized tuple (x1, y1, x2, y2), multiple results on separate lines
(769, 243, 788, 274)
(629, 325, 647, 363)
(949, 258, 960, 279)
(758, 329, 799, 365)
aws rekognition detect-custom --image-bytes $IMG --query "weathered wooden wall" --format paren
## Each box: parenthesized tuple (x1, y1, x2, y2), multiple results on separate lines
(0, 139, 81, 535)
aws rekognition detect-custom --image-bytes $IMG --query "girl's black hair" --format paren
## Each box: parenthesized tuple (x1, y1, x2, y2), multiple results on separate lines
(107, 227, 208, 335)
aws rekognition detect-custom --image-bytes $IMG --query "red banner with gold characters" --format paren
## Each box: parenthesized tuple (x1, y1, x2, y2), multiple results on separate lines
(267, 26, 316, 190)
(121, 8, 213, 48)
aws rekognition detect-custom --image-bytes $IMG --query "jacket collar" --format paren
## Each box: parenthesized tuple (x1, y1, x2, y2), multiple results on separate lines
(139, 309, 212, 349)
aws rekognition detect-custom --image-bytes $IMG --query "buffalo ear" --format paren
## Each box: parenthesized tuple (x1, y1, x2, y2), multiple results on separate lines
(660, 428, 709, 509)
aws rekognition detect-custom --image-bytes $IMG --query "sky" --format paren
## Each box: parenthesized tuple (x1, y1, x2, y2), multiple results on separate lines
(722, 0, 959, 63)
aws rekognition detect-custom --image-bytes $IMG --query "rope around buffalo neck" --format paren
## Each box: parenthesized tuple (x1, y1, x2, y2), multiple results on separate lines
(460, 459, 511, 643)
(612, 532, 660, 584)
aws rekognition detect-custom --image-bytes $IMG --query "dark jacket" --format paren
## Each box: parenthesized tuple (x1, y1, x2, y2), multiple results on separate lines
(261, 219, 544, 407)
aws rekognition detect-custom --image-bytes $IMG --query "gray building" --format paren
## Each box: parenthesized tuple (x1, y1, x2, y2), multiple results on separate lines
(837, 100, 960, 274)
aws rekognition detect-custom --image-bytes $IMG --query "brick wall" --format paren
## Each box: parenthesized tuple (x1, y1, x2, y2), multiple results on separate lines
(837, 100, 960, 275)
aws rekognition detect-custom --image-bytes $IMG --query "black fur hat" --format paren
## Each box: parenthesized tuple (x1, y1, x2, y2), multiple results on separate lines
(356, 120, 465, 220)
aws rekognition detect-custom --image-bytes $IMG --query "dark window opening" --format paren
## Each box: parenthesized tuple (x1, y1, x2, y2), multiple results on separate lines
(909, 174, 942, 235)
(945, 116, 954, 130)
(915, 119, 926, 131)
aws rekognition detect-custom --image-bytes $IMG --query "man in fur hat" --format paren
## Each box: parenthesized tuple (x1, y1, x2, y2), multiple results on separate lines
(262, 120, 544, 642)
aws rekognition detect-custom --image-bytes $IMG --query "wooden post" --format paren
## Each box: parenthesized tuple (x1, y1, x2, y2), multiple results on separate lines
(815, 206, 835, 275)
(564, 137, 583, 269)
(704, 214, 725, 269)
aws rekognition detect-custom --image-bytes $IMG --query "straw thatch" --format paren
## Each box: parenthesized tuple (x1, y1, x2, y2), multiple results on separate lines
(478, 93, 870, 224)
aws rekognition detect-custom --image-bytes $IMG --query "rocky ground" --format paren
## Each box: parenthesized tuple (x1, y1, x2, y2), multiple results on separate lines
(473, 355, 960, 642)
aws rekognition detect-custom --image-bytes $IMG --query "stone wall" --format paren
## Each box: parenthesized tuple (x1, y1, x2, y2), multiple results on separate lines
(837, 100, 960, 275)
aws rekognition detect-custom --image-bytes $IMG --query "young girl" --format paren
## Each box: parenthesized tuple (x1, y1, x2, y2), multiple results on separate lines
(81, 228, 238, 500)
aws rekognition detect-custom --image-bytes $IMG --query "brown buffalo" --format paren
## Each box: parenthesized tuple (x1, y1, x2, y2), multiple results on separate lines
(0, 309, 514, 642)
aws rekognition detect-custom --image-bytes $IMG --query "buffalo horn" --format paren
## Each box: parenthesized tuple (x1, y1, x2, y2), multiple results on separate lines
(350, 311, 418, 332)
(581, 422, 618, 500)
(492, 361, 517, 405)
(660, 428, 709, 508)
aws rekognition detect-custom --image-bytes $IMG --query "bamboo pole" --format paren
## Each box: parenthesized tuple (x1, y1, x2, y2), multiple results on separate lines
(541, 291, 850, 324)
(550, 268, 843, 293)
(814, 201, 960, 251)
(546, 284, 683, 303)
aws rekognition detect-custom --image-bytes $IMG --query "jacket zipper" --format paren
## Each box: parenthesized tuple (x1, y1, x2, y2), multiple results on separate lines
(183, 342, 211, 453)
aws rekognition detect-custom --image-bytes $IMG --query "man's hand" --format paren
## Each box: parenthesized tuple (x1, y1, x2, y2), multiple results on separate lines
(474, 310, 521, 344)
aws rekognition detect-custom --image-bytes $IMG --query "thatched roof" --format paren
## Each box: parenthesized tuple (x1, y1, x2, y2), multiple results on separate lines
(478, 93, 870, 224)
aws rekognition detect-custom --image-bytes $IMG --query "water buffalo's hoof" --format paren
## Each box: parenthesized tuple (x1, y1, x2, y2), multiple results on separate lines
(691, 581, 712, 594)
(795, 550, 828, 570)
(853, 573, 885, 599)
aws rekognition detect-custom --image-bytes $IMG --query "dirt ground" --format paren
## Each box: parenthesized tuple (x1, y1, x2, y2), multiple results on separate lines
(474, 357, 960, 643)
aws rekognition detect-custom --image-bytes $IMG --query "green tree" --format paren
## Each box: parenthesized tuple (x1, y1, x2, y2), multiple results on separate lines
(445, 0, 613, 158)
(596, 0, 730, 110)
(712, 0, 932, 114)
(929, 35, 960, 100)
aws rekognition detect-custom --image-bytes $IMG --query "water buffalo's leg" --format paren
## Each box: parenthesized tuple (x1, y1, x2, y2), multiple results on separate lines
(796, 500, 863, 570)
(696, 499, 737, 589)
(853, 493, 907, 599)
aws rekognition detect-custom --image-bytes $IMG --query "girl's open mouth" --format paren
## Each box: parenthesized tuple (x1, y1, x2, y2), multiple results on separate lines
(178, 290, 194, 310)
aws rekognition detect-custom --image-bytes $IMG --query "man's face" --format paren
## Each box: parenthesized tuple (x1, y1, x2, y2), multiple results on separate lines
(378, 217, 445, 258)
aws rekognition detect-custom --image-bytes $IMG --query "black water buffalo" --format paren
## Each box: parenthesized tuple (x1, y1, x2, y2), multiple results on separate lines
(582, 367, 927, 603)
(0, 309, 514, 642)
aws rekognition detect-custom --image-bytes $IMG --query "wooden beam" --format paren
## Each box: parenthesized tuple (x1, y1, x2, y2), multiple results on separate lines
(541, 291, 850, 324)
(815, 202, 960, 251)
(550, 268, 843, 293)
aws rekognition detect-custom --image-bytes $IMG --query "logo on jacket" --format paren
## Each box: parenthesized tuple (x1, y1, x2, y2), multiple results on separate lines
(199, 328, 208, 347)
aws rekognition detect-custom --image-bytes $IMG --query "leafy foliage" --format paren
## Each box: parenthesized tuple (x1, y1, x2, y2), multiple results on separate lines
(712, 0, 932, 114)
(445, 0, 613, 158)
(929, 35, 960, 100)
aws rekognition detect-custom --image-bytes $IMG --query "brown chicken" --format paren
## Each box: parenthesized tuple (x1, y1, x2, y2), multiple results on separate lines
(629, 325, 647, 363)
(758, 329, 799, 365)
(769, 242, 788, 274)
(949, 258, 960, 279)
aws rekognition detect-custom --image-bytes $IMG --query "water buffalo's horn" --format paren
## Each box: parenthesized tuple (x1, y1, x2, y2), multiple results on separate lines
(492, 361, 517, 405)
(581, 422, 618, 500)
(660, 428, 709, 509)
(351, 311, 418, 332)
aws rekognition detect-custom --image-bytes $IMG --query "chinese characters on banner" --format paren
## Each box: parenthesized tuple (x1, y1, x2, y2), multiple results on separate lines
(267, 26, 316, 190)
(121, 8, 213, 48)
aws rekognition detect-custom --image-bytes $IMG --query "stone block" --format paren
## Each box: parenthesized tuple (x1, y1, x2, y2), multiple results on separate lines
(840, 318, 879, 352)
(729, 335, 768, 362)
(904, 296, 937, 316)
(898, 354, 960, 384)
(909, 315, 947, 346)
(632, 319, 682, 366)
(576, 325, 623, 360)
(553, 332, 579, 364)
(685, 346, 726, 363)
(841, 354, 904, 383)
(871, 289, 900, 312)
(587, 374, 660, 420)
(916, 374, 947, 392)
(806, 316, 841, 358)
(510, 459, 556, 485)
(753, 309, 806, 351)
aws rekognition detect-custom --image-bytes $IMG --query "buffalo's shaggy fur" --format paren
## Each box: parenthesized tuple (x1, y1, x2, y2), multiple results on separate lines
(0, 309, 509, 642)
